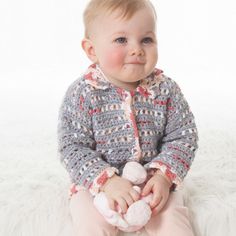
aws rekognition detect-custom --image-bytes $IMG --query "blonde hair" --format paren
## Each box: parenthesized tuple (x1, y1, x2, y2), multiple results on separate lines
(83, 0, 156, 38)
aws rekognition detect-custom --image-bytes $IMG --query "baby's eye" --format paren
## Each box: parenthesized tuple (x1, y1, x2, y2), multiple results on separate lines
(142, 37, 154, 44)
(114, 37, 127, 44)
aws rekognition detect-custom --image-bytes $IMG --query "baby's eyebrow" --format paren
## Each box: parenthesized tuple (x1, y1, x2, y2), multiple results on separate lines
(111, 31, 126, 37)
(110, 30, 156, 38)
(144, 31, 155, 35)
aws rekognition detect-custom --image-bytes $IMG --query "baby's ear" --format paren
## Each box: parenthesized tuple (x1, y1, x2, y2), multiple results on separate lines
(81, 38, 98, 63)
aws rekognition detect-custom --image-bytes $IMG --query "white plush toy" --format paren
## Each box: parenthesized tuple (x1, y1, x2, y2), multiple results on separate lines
(93, 161, 153, 232)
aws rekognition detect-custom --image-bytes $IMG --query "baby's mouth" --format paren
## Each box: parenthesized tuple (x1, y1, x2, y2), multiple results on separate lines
(126, 61, 145, 65)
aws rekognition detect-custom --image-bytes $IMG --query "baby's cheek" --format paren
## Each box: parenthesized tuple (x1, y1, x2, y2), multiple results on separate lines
(104, 48, 125, 68)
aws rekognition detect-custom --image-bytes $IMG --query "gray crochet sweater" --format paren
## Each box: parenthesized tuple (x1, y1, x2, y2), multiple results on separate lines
(57, 64, 198, 191)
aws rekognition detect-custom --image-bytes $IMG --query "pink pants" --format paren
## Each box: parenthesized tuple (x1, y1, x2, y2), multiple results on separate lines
(69, 188, 195, 236)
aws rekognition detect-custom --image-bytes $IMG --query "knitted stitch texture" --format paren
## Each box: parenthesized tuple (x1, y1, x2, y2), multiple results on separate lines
(57, 64, 198, 192)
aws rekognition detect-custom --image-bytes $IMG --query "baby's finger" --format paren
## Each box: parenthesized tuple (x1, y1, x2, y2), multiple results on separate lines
(150, 192, 162, 208)
(124, 193, 134, 207)
(107, 198, 115, 211)
(129, 188, 140, 202)
(152, 196, 167, 215)
(116, 197, 128, 213)
(141, 182, 152, 197)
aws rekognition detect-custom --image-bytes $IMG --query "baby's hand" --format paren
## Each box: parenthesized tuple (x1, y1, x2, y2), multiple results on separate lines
(101, 175, 140, 213)
(141, 170, 172, 216)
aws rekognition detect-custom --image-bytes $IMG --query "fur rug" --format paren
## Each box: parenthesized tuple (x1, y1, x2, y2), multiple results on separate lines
(1, 124, 235, 236)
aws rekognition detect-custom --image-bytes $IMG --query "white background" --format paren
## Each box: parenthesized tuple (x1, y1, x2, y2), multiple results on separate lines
(0, 0, 236, 141)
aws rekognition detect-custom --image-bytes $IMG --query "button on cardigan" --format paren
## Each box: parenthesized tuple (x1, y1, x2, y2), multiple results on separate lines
(57, 64, 198, 193)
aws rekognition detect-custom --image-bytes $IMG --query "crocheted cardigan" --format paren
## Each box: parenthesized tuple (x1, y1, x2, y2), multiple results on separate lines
(57, 64, 198, 195)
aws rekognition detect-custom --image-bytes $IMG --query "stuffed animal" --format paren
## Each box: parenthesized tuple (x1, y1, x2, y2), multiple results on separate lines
(93, 161, 153, 232)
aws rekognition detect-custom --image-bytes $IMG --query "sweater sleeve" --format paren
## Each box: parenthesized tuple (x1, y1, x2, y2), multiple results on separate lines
(145, 77, 199, 188)
(57, 80, 117, 193)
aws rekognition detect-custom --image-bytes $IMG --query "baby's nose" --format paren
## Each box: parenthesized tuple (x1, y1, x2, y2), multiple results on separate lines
(129, 44, 144, 56)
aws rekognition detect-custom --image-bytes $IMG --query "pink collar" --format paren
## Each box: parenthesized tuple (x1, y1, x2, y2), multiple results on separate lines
(84, 63, 165, 98)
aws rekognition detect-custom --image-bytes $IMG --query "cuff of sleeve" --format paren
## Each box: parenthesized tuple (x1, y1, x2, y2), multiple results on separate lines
(89, 167, 119, 196)
(145, 161, 182, 190)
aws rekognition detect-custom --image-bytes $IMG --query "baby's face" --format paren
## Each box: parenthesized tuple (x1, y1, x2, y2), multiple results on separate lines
(88, 6, 158, 90)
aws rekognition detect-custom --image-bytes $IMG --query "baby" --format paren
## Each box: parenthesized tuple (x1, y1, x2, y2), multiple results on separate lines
(57, 0, 198, 235)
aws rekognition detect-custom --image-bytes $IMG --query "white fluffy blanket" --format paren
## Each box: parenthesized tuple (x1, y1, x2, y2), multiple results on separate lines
(0, 80, 235, 236)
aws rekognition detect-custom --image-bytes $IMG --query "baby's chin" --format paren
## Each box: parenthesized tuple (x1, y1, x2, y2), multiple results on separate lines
(123, 63, 146, 71)
(122, 66, 150, 79)
(120, 70, 145, 79)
